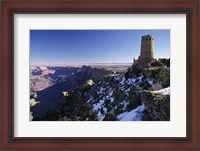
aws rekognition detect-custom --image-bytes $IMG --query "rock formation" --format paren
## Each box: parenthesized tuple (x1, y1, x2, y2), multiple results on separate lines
(141, 90, 170, 121)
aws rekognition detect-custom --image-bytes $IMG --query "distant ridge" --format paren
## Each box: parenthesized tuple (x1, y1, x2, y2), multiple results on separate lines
(30, 63, 133, 67)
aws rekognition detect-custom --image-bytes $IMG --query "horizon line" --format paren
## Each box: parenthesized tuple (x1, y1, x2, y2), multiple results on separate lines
(30, 57, 170, 66)
(30, 62, 134, 66)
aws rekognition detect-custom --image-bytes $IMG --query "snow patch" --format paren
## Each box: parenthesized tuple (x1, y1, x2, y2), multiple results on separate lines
(146, 78, 154, 86)
(93, 99, 107, 121)
(120, 76, 125, 85)
(110, 97, 114, 103)
(120, 100, 129, 110)
(152, 87, 170, 95)
(117, 104, 145, 121)
(137, 75, 143, 82)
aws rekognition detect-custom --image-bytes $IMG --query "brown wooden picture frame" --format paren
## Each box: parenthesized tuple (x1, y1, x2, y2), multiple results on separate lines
(1, 0, 199, 150)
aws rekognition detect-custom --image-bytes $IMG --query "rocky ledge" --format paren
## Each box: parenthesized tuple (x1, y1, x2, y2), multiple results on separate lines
(141, 90, 170, 121)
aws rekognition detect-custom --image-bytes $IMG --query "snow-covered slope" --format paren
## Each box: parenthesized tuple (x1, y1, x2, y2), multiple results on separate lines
(40, 65, 170, 121)
(85, 72, 150, 121)
(117, 104, 145, 121)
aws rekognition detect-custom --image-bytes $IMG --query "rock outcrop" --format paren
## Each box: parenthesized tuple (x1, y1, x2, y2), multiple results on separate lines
(141, 91, 170, 121)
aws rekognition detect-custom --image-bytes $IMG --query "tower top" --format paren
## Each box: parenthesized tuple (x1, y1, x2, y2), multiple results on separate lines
(142, 34, 153, 37)
(142, 35, 154, 40)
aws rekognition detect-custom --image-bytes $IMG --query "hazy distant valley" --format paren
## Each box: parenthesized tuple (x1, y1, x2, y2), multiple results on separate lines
(30, 64, 131, 118)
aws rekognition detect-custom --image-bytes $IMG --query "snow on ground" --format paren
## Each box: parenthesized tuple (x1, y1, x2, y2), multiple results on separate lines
(93, 99, 108, 121)
(33, 93, 38, 98)
(86, 98, 92, 103)
(124, 88, 130, 95)
(120, 101, 129, 110)
(137, 75, 143, 82)
(93, 102, 101, 110)
(107, 88, 113, 97)
(165, 67, 170, 71)
(126, 78, 136, 85)
(97, 87, 104, 95)
(117, 104, 145, 121)
(97, 112, 105, 121)
(120, 76, 125, 85)
(152, 87, 170, 95)
(109, 74, 119, 77)
(110, 97, 114, 103)
(76, 69, 81, 73)
(146, 78, 154, 86)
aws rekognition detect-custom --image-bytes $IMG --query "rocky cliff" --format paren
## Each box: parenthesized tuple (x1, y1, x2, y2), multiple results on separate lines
(141, 90, 170, 121)
(30, 65, 115, 117)
(34, 60, 170, 121)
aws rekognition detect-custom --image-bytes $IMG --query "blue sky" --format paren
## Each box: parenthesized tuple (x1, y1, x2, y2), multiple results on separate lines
(30, 30, 170, 65)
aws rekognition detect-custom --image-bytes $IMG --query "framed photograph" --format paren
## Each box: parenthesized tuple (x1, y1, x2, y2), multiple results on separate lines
(1, 0, 199, 150)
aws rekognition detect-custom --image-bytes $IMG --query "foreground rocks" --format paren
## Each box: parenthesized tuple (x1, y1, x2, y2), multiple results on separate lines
(141, 90, 170, 121)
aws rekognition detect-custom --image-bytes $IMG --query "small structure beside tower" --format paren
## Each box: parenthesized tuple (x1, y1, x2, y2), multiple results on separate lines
(134, 35, 155, 69)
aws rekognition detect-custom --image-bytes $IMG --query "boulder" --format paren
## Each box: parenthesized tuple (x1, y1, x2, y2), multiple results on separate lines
(85, 79, 95, 86)
(30, 98, 40, 107)
(62, 91, 69, 96)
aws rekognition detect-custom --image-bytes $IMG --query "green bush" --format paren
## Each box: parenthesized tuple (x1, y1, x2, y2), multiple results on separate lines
(143, 81, 152, 90)
(103, 111, 117, 121)
(125, 72, 130, 80)
(131, 65, 141, 76)
(129, 86, 140, 96)
(81, 85, 91, 91)
(147, 68, 170, 84)
(77, 104, 98, 121)
(58, 116, 69, 121)
(156, 68, 170, 83)
(127, 98, 142, 111)
(139, 82, 145, 87)
(150, 61, 163, 67)
(159, 58, 170, 67)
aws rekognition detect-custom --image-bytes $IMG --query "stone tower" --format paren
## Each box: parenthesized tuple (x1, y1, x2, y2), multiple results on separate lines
(134, 35, 155, 68)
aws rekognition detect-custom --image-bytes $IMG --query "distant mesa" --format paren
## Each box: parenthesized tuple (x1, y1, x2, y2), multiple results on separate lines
(39, 66, 48, 70)
(39, 66, 55, 75)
